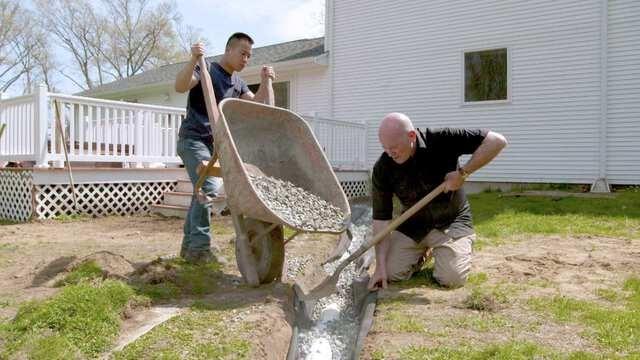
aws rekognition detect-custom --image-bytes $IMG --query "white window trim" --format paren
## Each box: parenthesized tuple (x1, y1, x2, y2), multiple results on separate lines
(461, 46, 512, 106)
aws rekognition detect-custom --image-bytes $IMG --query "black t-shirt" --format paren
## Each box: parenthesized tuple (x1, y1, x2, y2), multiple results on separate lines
(178, 61, 250, 142)
(371, 127, 488, 241)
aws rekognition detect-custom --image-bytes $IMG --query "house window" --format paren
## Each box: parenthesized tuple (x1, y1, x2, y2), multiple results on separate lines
(464, 48, 508, 103)
(248, 81, 290, 109)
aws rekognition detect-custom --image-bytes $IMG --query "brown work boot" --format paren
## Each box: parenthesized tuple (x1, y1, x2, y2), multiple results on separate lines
(424, 247, 433, 263)
(183, 249, 229, 266)
(410, 247, 433, 274)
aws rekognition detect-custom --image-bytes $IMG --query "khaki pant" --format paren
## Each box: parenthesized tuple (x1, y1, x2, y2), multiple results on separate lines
(385, 229, 475, 287)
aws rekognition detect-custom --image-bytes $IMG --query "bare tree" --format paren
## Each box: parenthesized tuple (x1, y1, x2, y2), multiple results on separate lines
(35, 0, 194, 90)
(0, 0, 27, 92)
(173, 14, 209, 56)
(96, 0, 182, 79)
(19, 24, 58, 93)
(35, 0, 101, 90)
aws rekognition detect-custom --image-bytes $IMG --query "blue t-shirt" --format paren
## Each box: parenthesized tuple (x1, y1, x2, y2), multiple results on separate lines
(179, 61, 250, 141)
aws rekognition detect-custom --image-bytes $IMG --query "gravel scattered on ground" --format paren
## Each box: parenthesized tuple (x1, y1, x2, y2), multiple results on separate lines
(249, 174, 345, 232)
(285, 255, 314, 280)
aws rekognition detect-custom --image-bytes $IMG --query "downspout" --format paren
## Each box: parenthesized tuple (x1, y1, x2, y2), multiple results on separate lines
(592, 0, 610, 192)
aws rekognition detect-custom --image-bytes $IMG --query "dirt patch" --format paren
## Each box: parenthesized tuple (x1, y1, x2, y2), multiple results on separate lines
(479, 235, 640, 300)
(0, 215, 339, 358)
(68, 251, 135, 276)
(362, 235, 640, 358)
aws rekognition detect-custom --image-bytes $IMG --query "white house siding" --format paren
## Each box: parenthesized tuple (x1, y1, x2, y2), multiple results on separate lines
(330, 0, 604, 183)
(132, 90, 187, 108)
(294, 68, 331, 118)
(224, 68, 331, 117)
(606, 0, 640, 185)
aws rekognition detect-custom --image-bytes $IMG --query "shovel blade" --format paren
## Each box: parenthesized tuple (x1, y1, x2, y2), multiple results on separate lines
(293, 270, 340, 301)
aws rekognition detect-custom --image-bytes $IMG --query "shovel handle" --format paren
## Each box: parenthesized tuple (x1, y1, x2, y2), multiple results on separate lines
(338, 183, 446, 269)
(194, 56, 221, 197)
(198, 56, 220, 126)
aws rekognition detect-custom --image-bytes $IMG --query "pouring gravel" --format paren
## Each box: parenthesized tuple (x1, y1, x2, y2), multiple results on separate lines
(296, 205, 373, 360)
(249, 174, 345, 232)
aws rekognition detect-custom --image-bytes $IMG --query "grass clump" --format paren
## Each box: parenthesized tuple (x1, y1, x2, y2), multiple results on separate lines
(52, 213, 88, 222)
(1, 279, 142, 358)
(54, 260, 104, 287)
(399, 342, 553, 360)
(528, 277, 640, 353)
(463, 287, 498, 312)
(462, 281, 519, 312)
(114, 307, 250, 360)
(382, 311, 426, 333)
(0, 219, 20, 225)
(450, 313, 509, 332)
(595, 288, 621, 303)
(396, 342, 629, 360)
(175, 260, 221, 295)
(370, 349, 386, 360)
(469, 190, 640, 244)
(467, 272, 488, 286)
(132, 258, 222, 301)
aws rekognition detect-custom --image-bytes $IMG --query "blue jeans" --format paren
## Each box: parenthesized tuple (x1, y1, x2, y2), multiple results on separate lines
(176, 137, 223, 252)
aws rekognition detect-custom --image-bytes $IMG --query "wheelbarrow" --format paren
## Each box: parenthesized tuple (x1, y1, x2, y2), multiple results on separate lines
(205, 98, 351, 286)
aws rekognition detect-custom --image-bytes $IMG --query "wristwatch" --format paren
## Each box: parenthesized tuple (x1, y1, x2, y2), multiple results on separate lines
(458, 166, 470, 180)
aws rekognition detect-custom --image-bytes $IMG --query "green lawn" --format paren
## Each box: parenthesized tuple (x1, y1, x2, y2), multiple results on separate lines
(469, 189, 640, 248)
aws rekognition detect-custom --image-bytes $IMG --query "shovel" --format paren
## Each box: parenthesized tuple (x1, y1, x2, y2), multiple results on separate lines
(293, 182, 445, 301)
(192, 55, 222, 204)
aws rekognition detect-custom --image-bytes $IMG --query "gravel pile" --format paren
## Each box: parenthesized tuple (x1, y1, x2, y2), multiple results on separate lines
(296, 206, 373, 360)
(249, 174, 345, 232)
(285, 255, 313, 280)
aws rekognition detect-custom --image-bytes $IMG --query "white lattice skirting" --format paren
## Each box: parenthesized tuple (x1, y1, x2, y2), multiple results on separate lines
(1, 168, 369, 222)
(0, 170, 33, 222)
(341, 180, 369, 199)
(34, 182, 176, 219)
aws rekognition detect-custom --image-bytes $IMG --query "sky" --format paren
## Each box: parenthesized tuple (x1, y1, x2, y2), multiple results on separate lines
(176, 0, 326, 55)
(4, 0, 325, 96)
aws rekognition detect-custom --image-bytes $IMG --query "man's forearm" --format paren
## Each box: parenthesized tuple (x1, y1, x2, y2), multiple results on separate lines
(373, 219, 391, 268)
(253, 79, 275, 105)
(462, 131, 508, 174)
(175, 59, 197, 93)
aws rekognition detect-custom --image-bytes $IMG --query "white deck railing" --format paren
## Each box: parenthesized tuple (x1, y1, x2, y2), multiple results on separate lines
(304, 114, 366, 170)
(0, 85, 367, 169)
(0, 85, 185, 168)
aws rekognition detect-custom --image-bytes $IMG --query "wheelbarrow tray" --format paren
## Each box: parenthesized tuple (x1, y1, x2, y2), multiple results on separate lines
(214, 98, 351, 234)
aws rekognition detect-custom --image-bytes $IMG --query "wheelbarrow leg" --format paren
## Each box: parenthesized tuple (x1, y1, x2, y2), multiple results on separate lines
(231, 214, 260, 286)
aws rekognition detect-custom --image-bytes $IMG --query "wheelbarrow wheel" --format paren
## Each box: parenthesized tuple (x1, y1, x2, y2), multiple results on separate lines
(236, 218, 285, 284)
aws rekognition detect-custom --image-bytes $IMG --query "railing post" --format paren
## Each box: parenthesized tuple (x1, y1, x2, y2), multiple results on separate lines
(134, 110, 143, 168)
(33, 84, 50, 168)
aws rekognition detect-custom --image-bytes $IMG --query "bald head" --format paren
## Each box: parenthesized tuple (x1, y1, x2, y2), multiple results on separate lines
(378, 112, 417, 164)
(379, 112, 414, 139)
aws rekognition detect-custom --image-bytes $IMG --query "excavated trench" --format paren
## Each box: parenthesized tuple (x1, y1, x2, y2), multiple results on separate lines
(248, 175, 378, 358)
(287, 204, 377, 360)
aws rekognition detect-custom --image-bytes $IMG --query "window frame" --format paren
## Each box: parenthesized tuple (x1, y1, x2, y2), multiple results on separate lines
(247, 80, 291, 109)
(461, 46, 512, 106)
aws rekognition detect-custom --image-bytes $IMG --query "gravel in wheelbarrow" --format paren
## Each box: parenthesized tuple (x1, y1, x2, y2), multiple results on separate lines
(249, 174, 345, 232)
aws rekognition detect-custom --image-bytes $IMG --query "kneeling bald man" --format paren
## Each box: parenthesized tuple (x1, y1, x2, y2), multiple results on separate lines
(369, 113, 507, 290)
